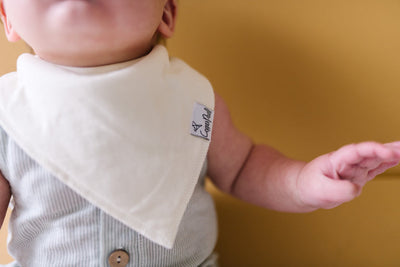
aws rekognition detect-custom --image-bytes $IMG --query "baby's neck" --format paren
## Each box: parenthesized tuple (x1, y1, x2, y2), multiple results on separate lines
(34, 44, 155, 68)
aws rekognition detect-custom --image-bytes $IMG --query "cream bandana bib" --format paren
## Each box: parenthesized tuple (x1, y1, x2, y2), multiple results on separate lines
(0, 45, 214, 248)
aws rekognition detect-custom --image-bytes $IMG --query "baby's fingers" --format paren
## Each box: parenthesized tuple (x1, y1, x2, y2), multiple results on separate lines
(383, 141, 400, 148)
(329, 141, 400, 182)
(366, 160, 400, 181)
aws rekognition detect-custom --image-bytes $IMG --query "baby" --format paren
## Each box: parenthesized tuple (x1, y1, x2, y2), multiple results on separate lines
(1, 0, 400, 266)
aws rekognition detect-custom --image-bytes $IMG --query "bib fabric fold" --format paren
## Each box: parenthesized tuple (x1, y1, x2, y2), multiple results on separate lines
(0, 45, 215, 248)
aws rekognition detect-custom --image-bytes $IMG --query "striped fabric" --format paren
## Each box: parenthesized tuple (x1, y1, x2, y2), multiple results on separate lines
(0, 126, 218, 267)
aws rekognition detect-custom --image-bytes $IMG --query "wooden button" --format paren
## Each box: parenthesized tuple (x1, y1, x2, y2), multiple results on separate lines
(108, 249, 130, 267)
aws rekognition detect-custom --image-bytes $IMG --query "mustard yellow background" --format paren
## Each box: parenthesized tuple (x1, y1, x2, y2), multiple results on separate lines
(2, 0, 400, 265)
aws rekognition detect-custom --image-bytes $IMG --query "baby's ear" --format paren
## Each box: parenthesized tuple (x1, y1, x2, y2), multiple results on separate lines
(157, 0, 177, 39)
(0, 1, 21, 42)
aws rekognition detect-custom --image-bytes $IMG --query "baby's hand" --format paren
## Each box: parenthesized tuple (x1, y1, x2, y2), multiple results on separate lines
(296, 142, 400, 210)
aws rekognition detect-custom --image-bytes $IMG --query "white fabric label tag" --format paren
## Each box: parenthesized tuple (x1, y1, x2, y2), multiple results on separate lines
(190, 102, 214, 141)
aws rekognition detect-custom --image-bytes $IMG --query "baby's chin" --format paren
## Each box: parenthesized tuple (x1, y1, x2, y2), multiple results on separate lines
(46, 0, 107, 32)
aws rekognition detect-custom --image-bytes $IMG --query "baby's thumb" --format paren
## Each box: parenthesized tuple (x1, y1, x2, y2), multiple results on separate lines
(317, 178, 361, 209)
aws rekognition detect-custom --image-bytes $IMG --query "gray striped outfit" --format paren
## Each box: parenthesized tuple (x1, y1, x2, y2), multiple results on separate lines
(0, 126, 218, 266)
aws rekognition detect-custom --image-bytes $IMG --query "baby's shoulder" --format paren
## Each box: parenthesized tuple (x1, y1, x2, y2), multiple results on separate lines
(0, 71, 18, 115)
(0, 72, 17, 139)
(0, 72, 18, 101)
(0, 71, 18, 90)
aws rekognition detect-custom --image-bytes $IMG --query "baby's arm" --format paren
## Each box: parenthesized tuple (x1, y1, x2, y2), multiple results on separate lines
(0, 172, 10, 229)
(207, 94, 400, 212)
